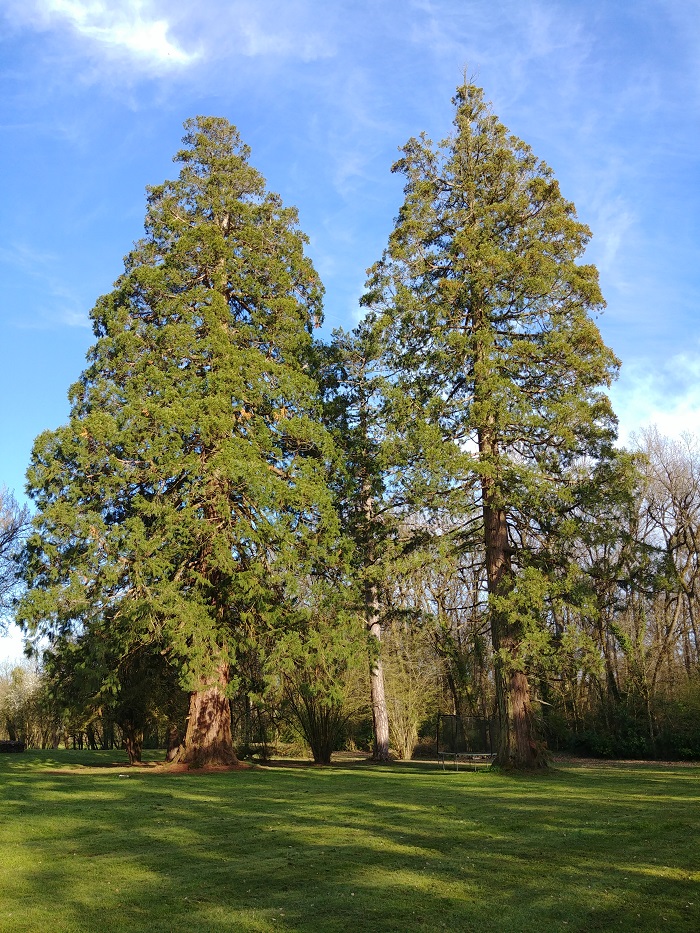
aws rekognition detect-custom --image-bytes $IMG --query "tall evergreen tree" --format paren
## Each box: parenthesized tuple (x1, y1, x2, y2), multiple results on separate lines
(362, 83, 619, 767)
(19, 117, 338, 767)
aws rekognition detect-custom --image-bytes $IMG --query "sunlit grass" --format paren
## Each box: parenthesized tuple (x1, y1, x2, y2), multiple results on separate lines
(0, 750, 698, 931)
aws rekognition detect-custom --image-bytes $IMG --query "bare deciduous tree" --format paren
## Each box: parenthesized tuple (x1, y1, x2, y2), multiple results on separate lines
(0, 487, 29, 630)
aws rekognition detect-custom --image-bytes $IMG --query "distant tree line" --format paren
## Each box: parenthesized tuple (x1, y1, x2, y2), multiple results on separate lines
(3, 83, 699, 768)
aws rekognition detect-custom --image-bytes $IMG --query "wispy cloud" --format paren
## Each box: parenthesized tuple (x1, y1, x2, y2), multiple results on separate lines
(406, 0, 592, 106)
(658, 0, 700, 109)
(612, 347, 700, 445)
(4, 0, 198, 69)
(0, 243, 91, 329)
(235, 6, 336, 62)
(0, 242, 57, 273)
(581, 171, 638, 285)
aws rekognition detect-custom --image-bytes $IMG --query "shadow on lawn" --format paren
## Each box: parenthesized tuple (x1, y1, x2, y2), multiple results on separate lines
(1, 753, 699, 932)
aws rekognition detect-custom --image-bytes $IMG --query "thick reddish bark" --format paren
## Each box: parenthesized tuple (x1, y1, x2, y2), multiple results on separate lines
(493, 653, 543, 767)
(481, 433, 545, 768)
(171, 664, 237, 768)
(122, 725, 143, 764)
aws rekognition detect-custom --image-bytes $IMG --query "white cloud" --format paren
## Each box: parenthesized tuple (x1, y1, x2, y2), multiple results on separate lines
(0, 626, 27, 666)
(237, 12, 335, 62)
(612, 348, 700, 446)
(8, 0, 198, 68)
(3, 0, 343, 79)
(588, 194, 636, 277)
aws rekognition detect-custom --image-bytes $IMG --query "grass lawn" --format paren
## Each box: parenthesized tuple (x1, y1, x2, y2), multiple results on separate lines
(0, 750, 698, 932)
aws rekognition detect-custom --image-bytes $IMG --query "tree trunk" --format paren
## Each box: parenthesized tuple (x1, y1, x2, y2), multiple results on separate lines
(367, 587, 390, 762)
(123, 724, 143, 764)
(165, 723, 181, 762)
(171, 663, 237, 768)
(362, 480, 390, 762)
(446, 671, 462, 718)
(482, 474, 545, 768)
(86, 724, 98, 751)
(493, 655, 541, 767)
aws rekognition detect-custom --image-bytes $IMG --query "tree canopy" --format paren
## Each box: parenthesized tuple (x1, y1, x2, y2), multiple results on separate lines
(18, 117, 340, 767)
(14, 88, 697, 772)
(361, 82, 620, 766)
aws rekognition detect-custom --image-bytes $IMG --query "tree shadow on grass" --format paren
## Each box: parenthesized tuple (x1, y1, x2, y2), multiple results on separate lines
(0, 754, 698, 932)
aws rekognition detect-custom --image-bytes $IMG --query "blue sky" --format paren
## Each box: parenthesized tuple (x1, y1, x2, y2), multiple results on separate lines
(1, 0, 699, 659)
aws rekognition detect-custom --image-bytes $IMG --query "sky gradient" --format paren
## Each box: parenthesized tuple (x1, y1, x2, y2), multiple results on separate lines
(1, 0, 699, 659)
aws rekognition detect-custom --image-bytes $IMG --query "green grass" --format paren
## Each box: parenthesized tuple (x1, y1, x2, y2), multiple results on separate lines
(0, 751, 698, 932)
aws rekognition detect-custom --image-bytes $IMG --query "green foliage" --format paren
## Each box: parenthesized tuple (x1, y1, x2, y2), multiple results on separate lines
(323, 324, 433, 761)
(363, 80, 619, 559)
(0, 662, 60, 747)
(382, 620, 442, 759)
(18, 118, 340, 712)
(269, 584, 369, 763)
(324, 327, 424, 603)
(11, 95, 700, 770)
(657, 682, 700, 759)
(39, 635, 188, 760)
(361, 81, 621, 763)
(363, 82, 619, 499)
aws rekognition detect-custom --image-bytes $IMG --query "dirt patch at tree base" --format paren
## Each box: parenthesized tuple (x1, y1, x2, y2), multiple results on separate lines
(45, 760, 254, 776)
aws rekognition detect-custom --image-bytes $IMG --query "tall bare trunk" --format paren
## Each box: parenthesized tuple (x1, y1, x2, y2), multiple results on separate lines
(171, 662, 237, 768)
(367, 582, 390, 761)
(360, 447, 390, 762)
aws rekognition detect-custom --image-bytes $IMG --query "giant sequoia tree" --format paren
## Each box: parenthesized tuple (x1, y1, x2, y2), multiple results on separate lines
(19, 118, 338, 767)
(362, 83, 619, 767)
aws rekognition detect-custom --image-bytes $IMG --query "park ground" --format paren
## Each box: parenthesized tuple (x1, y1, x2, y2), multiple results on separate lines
(0, 750, 698, 932)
